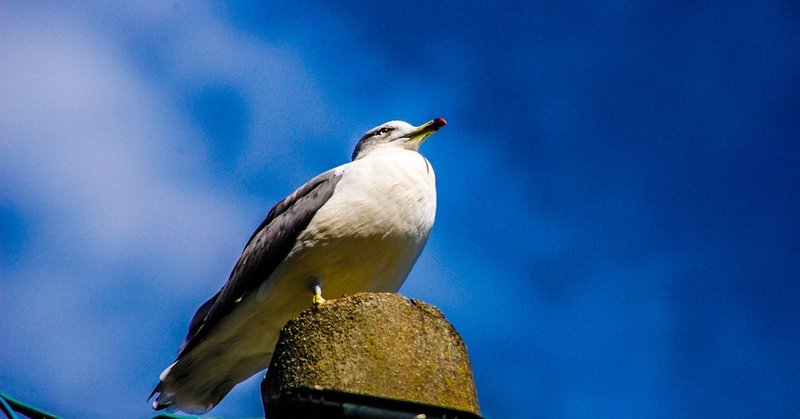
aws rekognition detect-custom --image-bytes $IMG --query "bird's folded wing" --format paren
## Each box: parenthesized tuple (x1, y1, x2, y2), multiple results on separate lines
(177, 168, 344, 358)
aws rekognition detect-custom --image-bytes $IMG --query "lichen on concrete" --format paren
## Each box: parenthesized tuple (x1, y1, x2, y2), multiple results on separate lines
(263, 292, 480, 414)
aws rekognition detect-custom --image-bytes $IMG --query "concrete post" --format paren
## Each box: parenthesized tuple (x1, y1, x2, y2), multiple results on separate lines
(262, 292, 481, 418)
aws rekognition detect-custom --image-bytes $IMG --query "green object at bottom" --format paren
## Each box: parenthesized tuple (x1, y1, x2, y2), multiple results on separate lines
(0, 392, 61, 419)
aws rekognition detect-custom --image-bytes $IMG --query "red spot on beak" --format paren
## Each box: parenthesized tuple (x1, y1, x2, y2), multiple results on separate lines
(432, 117, 447, 130)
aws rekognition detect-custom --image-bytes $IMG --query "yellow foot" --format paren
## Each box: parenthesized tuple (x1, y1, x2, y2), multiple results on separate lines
(312, 284, 326, 308)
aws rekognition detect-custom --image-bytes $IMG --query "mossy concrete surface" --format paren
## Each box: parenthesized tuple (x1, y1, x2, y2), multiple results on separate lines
(262, 292, 480, 415)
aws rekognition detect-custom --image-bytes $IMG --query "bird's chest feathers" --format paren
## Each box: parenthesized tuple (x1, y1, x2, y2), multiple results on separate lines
(303, 151, 436, 245)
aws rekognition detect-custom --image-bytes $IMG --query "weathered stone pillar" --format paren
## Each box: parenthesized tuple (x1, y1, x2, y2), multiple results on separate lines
(262, 292, 480, 418)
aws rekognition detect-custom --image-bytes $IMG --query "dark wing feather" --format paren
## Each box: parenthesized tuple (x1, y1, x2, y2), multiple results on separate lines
(176, 169, 343, 358)
(179, 291, 218, 353)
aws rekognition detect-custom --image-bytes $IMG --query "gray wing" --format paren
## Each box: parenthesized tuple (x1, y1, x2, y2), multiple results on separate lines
(176, 168, 343, 358)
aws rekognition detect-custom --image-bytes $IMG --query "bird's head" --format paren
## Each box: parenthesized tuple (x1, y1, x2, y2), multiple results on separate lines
(351, 118, 446, 160)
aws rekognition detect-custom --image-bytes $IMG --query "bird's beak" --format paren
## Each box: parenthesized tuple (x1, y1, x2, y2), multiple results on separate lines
(408, 117, 447, 145)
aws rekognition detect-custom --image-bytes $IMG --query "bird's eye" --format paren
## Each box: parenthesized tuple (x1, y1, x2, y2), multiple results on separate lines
(374, 126, 393, 136)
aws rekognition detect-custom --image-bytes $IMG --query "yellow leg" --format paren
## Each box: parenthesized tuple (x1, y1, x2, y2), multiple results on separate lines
(312, 284, 326, 307)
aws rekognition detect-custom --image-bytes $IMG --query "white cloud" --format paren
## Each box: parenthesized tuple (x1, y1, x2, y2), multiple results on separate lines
(0, 3, 333, 416)
(6, 38, 224, 290)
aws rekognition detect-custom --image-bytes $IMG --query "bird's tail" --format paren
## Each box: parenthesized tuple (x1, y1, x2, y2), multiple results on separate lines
(148, 359, 235, 414)
(148, 362, 180, 412)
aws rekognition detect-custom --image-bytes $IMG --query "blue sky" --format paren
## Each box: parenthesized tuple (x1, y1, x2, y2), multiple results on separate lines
(1, 1, 798, 418)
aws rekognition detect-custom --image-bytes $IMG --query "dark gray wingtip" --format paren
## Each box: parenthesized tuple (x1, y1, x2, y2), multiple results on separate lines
(148, 383, 160, 402)
(148, 383, 171, 411)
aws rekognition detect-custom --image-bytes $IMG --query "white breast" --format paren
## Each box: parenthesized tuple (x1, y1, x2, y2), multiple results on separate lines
(285, 147, 436, 294)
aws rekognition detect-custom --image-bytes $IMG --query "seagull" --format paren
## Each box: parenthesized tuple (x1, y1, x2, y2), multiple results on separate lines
(150, 117, 447, 413)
